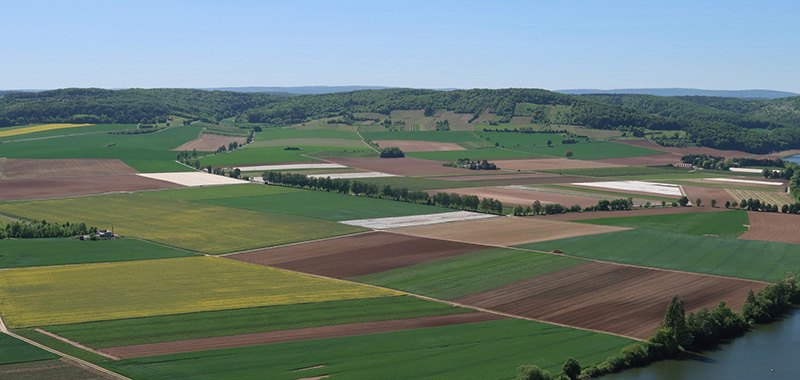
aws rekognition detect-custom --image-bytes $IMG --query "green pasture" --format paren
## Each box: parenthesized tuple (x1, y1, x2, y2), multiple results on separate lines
(577, 210, 749, 238)
(0, 238, 194, 269)
(143, 183, 300, 201)
(519, 229, 800, 282)
(198, 189, 452, 221)
(361, 131, 484, 143)
(356, 248, 586, 300)
(199, 145, 326, 166)
(0, 126, 202, 172)
(46, 296, 469, 348)
(0, 124, 134, 142)
(477, 132, 665, 160)
(0, 193, 364, 254)
(104, 319, 633, 380)
(407, 149, 537, 161)
(256, 128, 361, 140)
(0, 334, 58, 365)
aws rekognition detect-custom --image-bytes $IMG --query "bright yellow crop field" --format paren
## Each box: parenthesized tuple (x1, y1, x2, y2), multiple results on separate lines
(0, 193, 365, 254)
(0, 257, 399, 328)
(0, 123, 93, 138)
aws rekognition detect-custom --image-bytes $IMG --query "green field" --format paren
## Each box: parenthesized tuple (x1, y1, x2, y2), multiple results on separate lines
(0, 126, 202, 172)
(46, 296, 470, 348)
(104, 319, 633, 380)
(352, 176, 492, 191)
(477, 132, 666, 159)
(519, 229, 800, 282)
(256, 128, 361, 140)
(0, 193, 364, 254)
(11, 331, 110, 363)
(143, 183, 299, 201)
(0, 257, 398, 328)
(540, 166, 696, 177)
(361, 131, 484, 144)
(199, 145, 323, 166)
(407, 149, 537, 161)
(0, 238, 194, 269)
(577, 210, 749, 238)
(0, 335, 58, 365)
(356, 248, 586, 300)
(198, 190, 452, 221)
(0, 124, 135, 142)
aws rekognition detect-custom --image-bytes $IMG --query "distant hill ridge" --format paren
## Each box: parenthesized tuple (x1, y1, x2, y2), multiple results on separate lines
(557, 88, 798, 99)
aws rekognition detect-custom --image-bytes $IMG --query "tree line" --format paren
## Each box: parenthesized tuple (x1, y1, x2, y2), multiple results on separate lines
(0, 220, 96, 239)
(262, 172, 504, 214)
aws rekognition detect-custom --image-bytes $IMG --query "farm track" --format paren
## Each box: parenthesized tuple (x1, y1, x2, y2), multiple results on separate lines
(100, 312, 506, 359)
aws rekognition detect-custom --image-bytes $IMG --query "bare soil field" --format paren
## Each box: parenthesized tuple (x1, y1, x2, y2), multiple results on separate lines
(326, 157, 467, 176)
(172, 134, 247, 152)
(0, 359, 114, 380)
(429, 174, 606, 186)
(428, 186, 600, 208)
(454, 261, 765, 340)
(542, 206, 725, 221)
(393, 216, 628, 247)
(101, 312, 505, 359)
(228, 231, 488, 278)
(682, 185, 737, 206)
(0, 175, 181, 200)
(0, 158, 138, 179)
(739, 211, 800, 245)
(614, 140, 751, 158)
(595, 153, 683, 167)
(495, 158, 624, 171)
(373, 140, 466, 152)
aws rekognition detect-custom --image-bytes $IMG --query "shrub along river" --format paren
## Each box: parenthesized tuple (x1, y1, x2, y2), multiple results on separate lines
(603, 308, 800, 379)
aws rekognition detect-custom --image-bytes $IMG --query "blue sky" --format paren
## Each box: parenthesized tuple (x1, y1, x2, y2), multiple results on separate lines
(2, 0, 798, 92)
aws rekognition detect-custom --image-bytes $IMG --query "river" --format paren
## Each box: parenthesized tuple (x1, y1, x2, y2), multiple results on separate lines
(603, 308, 800, 380)
(785, 154, 800, 165)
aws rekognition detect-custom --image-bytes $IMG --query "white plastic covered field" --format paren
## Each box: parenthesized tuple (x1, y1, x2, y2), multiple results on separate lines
(136, 172, 249, 187)
(572, 180, 683, 196)
(340, 211, 498, 230)
(704, 178, 783, 186)
(235, 163, 347, 171)
(307, 172, 398, 179)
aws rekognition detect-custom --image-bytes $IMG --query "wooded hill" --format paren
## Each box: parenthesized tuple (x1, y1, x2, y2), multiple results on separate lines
(1, 87, 799, 154)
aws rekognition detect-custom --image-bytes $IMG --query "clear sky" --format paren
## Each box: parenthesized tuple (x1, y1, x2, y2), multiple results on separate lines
(2, 0, 798, 92)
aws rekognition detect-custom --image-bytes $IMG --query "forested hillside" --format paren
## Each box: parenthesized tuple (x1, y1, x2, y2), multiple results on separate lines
(0, 88, 287, 127)
(1, 87, 799, 154)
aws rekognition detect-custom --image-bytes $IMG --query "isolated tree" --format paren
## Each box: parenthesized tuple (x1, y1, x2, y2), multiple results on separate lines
(740, 199, 747, 208)
(546, 139, 552, 147)
(517, 365, 551, 380)
(565, 150, 573, 158)
(532, 200, 542, 215)
(513, 205, 525, 216)
(725, 200, 731, 208)
(696, 198, 702, 207)
(230, 168, 241, 179)
(562, 358, 581, 380)
(678, 196, 689, 207)
(661, 295, 689, 346)
(661, 200, 666, 208)
(711, 199, 717, 208)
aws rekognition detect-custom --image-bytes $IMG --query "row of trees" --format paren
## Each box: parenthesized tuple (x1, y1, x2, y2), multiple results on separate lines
(379, 146, 405, 158)
(731, 198, 800, 214)
(262, 172, 504, 214)
(442, 158, 498, 170)
(0, 220, 96, 239)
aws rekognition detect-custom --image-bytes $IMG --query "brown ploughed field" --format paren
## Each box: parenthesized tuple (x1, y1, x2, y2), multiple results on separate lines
(542, 206, 725, 221)
(494, 158, 624, 171)
(101, 312, 506, 359)
(429, 174, 607, 186)
(454, 262, 765, 340)
(0, 175, 181, 200)
(172, 134, 247, 152)
(595, 153, 683, 167)
(428, 187, 600, 208)
(227, 231, 488, 278)
(326, 157, 467, 176)
(682, 185, 737, 206)
(614, 140, 751, 158)
(0, 158, 138, 178)
(739, 211, 800, 245)
(392, 216, 628, 246)
(373, 140, 466, 152)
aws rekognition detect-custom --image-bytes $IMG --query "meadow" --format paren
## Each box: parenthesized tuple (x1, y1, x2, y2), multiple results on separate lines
(407, 149, 536, 160)
(351, 176, 491, 191)
(0, 238, 194, 269)
(519, 229, 800, 282)
(142, 183, 299, 200)
(361, 131, 485, 144)
(539, 166, 696, 177)
(254, 128, 361, 141)
(0, 334, 58, 365)
(576, 210, 749, 237)
(355, 248, 586, 300)
(45, 296, 469, 348)
(0, 193, 364, 254)
(477, 132, 665, 159)
(199, 145, 323, 166)
(103, 319, 633, 380)
(0, 257, 399, 328)
(198, 189, 452, 221)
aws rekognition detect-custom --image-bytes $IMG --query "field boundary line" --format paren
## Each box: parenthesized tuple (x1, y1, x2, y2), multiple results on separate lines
(0, 313, 132, 380)
(34, 328, 121, 360)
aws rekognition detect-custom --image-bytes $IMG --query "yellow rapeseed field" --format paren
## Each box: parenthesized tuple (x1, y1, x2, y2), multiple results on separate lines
(0, 257, 400, 328)
(0, 123, 93, 138)
(0, 193, 365, 254)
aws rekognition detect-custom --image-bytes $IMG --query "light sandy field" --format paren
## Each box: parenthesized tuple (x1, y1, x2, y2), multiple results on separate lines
(340, 211, 498, 229)
(235, 163, 347, 171)
(705, 178, 784, 186)
(727, 189, 796, 206)
(373, 140, 467, 152)
(572, 180, 683, 196)
(307, 171, 398, 179)
(172, 134, 248, 152)
(428, 186, 601, 208)
(393, 216, 629, 246)
(137, 172, 248, 187)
